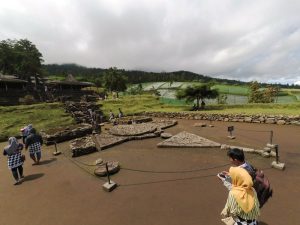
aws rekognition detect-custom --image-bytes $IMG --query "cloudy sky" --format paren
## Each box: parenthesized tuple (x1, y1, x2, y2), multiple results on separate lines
(1, 0, 300, 84)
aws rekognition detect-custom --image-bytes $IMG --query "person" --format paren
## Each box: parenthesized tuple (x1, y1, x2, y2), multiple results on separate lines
(218, 148, 272, 208)
(3, 137, 25, 185)
(221, 167, 260, 225)
(200, 100, 205, 109)
(109, 110, 115, 121)
(25, 128, 43, 165)
(20, 124, 33, 144)
(118, 108, 124, 118)
(218, 148, 255, 190)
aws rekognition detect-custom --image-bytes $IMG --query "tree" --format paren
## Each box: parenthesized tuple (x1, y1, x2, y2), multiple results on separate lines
(248, 81, 278, 103)
(0, 39, 44, 83)
(103, 67, 127, 97)
(176, 84, 219, 109)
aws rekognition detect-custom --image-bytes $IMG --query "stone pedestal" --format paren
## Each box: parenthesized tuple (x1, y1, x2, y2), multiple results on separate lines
(102, 181, 117, 192)
(271, 161, 285, 170)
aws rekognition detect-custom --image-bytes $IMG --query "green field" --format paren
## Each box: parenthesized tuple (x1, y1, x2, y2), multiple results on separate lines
(1, 94, 299, 141)
(129, 82, 300, 104)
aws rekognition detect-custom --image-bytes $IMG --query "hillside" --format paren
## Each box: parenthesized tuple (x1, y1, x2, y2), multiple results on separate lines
(43, 64, 300, 89)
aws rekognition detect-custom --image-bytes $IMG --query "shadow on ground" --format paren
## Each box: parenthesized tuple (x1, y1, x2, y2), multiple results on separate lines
(22, 173, 44, 182)
(38, 158, 57, 165)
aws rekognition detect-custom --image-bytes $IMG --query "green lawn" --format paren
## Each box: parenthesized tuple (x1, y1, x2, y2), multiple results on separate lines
(1, 94, 299, 142)
(0, 103, 75, 141)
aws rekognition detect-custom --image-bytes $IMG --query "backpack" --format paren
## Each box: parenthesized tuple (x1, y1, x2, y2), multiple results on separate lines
(244, 164, 273, 208)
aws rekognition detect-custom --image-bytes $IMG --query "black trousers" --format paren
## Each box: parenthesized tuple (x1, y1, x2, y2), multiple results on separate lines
(11, 165, 23, 181)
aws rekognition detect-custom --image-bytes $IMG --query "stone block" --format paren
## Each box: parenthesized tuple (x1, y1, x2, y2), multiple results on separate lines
(261, 152, 270, 158)
(271, 161, 285, 170)
(102, 181, 117, 192)
(194, 122, 207, 127)
(277, 120, 286, 125)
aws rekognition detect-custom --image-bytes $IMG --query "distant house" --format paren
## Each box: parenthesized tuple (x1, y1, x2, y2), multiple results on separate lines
(0, 74, 27, 91)
(46, 74, 94, 91)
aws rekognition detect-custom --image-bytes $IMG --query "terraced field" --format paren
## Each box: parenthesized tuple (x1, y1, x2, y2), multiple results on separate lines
(129, 82, 300, 105)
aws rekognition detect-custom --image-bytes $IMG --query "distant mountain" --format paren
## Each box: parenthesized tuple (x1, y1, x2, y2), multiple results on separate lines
(43, 64, 299, 88)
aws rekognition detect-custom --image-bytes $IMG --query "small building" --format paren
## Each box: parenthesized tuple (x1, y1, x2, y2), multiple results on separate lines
(0, 75, 27, 91)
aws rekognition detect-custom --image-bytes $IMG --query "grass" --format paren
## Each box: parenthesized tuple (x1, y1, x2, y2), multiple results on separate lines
(0, 103, 75, 141)
(100, 94, 190, 116)
(1, 94, 299, 141)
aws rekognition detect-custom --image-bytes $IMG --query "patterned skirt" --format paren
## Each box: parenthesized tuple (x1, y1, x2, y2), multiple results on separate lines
(28, 142, 41, 155)
(7, 152, 23, 169)
(235, 217, 258, 225)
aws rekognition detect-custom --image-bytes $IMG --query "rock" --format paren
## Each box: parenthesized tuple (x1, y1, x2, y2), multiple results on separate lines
(271, 161, 285, 170)
(95, 158, 103, 165)
(94, 161, 120, 176)
(277, 120, 286, 125)
(161, 133, 172, 139)
(244, 117, 252, 122)
(70, 136, 97, 157)
(261, 152, 270, 158)
(265, 118, 275, 124)
(193, 122, 207, 127)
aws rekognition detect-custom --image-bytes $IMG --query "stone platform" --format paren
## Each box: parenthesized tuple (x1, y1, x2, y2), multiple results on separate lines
(157, 131, 221, 148)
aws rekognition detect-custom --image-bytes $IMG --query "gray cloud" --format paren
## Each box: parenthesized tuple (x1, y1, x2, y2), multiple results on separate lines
(1, 0, 300, 84)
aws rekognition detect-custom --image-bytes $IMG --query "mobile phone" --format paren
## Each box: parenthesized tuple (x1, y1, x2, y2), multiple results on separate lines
(218, 173, 226, 178)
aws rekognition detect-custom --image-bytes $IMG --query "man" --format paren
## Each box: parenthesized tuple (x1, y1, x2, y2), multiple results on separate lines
(218, 148, 255, 190)
(25, 128, 43, 165)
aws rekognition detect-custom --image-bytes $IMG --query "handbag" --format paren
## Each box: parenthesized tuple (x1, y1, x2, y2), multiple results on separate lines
(221, 216, 235, 225)
(21, 154, 26, 162)
(220, 208, 235, 225)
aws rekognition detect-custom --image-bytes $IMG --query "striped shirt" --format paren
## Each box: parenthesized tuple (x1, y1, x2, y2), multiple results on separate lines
(223, 190, 260, 221)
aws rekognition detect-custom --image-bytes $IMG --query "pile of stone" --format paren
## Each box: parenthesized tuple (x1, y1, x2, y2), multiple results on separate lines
(114, 116, 153, 125)
(41, 123, 93, 145)
(70, 136, 97, 157)
(64, 101, 103, 124)
(140, 112, 300, 126)
(157, 131, 221, 148)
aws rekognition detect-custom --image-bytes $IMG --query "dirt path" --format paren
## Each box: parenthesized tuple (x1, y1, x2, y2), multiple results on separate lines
(0, 119, 299, 225)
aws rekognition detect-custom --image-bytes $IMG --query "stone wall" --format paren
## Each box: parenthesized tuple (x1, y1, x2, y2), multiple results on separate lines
(138, 112, 300, 125)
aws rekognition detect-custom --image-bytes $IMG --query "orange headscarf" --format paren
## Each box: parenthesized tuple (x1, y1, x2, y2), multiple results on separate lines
(229, 167, 255, 213)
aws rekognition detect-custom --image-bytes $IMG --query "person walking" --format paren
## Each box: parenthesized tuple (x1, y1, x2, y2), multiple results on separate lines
(3, 137, 25, 185)
(221, 167, 260, 225)
(25, 128, 43, 165)
(109, 110, 115, 121)
(118, 108, 124, 118)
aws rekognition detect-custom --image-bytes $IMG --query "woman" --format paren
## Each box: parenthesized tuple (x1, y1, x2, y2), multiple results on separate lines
(221, 167, 260, 225)
(3, 137, 25, 185)
(25, 128, 43, 165)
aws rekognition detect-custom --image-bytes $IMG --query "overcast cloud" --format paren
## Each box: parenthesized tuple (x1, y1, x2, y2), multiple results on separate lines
(1, 0, 300, 84)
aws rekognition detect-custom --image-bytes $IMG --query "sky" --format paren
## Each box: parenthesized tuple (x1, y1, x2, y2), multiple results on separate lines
(1, 0, 300, 84)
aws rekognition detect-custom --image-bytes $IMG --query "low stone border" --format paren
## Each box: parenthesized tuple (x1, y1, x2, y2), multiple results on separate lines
(41, 124, 93, 145)
(138, 112, 300, 125)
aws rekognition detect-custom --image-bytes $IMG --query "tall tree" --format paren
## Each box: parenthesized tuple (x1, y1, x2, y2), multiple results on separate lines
(248, 81, 278, 103)
(0, 39, 44, 82)
(103, 67, 127, 96)
(176, 84, 219, 109)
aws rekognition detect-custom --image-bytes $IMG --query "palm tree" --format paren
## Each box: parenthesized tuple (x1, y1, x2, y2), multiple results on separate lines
(176, 84, 219, 110)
